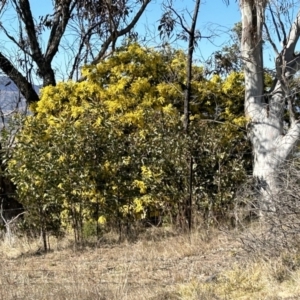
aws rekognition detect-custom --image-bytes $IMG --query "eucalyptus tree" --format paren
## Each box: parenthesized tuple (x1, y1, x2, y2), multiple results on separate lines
(240, 0, 300, 211)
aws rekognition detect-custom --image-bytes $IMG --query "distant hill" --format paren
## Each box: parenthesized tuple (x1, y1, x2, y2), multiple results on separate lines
(0, 76, 40, 113)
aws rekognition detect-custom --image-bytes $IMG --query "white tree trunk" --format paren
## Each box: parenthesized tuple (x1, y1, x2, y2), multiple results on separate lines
(240, 0, 300, 212)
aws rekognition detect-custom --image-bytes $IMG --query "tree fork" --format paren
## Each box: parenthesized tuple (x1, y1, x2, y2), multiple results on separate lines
(240, 0, 300, 212)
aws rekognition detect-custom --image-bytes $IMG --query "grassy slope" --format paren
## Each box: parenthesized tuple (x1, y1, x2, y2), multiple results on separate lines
(0, 227, 299, 300)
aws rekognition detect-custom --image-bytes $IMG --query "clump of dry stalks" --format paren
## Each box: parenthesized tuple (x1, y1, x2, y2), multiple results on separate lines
(1, 159, 300, 299)
(234, 157, 300, 261)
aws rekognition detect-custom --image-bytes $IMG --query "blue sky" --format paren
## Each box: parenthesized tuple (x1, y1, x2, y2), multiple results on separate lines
(24, 0, 242, 63)
(0, 0, 284, 81)
(0, 1, 242, 82)
(136, 0, 241, 62)
(136, 0, 300, 70)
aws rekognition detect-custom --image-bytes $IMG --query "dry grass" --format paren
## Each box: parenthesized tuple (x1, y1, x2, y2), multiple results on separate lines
(0, 226, 299, 299)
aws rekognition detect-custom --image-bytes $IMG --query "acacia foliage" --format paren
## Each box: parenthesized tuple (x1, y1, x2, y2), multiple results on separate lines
(6, 43, 250, 238)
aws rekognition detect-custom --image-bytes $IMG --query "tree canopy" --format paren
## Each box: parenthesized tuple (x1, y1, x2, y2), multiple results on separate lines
(3, 0, 300, 250)
(6, 43, 250, 244)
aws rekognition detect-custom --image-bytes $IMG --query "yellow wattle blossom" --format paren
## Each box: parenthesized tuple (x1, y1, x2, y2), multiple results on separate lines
(133, 180, 147, 194)
(93, 117, 103, 128)
(8, 42, 247, 233)
(139, 129, 147, 140)
(162, 104, 176, 115)
(71, 106, 85, 118)
(141, 165, 152, 178)
(133, 198, 146, 219)
(9, 159, 17, 166)
(122, 156, 131, 165)
(58, 155, 66, 163)
(35, 180, 41, 187)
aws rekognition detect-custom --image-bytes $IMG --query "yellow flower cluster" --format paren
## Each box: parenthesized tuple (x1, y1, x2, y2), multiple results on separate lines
(141, 165, 152, 178)
(133, 180, 147, 194)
